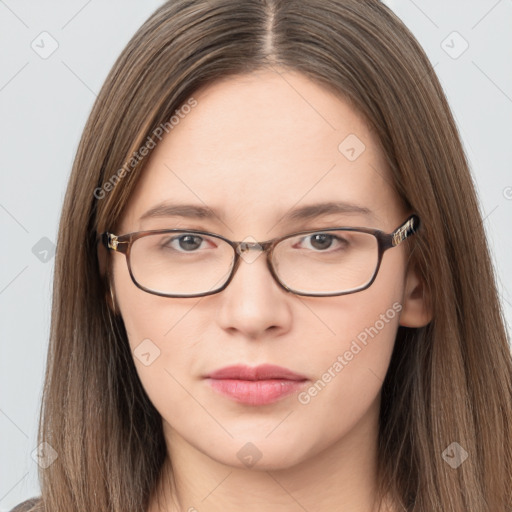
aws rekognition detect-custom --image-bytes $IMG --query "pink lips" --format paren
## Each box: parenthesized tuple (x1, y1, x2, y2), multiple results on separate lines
(204, 364, 308, 406)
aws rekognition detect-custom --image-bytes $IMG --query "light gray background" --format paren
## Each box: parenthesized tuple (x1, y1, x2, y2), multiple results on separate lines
(1, 1, 511, 509)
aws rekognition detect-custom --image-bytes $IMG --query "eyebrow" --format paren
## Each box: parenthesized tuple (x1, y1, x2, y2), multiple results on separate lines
(139, 201, 377, 225)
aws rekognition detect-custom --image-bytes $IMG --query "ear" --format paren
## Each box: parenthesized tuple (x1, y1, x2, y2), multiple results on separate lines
(399, 263, 432, 327)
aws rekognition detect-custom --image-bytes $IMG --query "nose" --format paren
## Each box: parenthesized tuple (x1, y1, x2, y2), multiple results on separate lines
(215, 244, 292, 339)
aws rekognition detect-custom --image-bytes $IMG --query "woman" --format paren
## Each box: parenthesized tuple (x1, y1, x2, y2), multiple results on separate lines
(12, 0, 512, 510)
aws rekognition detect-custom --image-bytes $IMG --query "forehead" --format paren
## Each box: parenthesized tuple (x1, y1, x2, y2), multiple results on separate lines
(121, 69, 402, 235)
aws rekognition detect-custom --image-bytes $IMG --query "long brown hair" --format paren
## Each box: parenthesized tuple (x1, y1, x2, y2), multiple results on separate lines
(22, 0, 512, 510)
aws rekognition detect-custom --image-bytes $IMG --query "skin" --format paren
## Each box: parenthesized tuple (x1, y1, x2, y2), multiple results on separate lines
(105, 68, 432, 511)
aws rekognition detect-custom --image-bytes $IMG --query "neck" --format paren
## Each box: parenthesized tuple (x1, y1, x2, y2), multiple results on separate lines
(148, 395, 393, 512)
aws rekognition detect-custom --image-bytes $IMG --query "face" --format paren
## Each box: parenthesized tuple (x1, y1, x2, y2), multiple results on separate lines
(110, 68, 417, 471)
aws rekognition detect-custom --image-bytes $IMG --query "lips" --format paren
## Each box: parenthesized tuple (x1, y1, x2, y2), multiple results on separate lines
(204, 364, 309, 406)
(206, 364, 307, 381)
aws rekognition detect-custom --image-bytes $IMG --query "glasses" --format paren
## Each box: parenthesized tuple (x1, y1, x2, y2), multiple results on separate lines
(98, 214, 420, 298)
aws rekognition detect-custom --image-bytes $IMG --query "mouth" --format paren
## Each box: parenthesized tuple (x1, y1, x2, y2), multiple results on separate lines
(204, 364, 309, 406)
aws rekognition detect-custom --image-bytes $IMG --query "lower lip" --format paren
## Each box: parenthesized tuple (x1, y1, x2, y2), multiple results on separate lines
(206, 378, 308, 405)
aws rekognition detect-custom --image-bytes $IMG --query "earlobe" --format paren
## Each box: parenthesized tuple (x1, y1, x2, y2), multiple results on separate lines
(399, 265, 433, 327)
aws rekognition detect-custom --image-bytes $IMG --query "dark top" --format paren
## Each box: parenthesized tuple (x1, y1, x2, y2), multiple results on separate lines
(9, 497, 40, 512)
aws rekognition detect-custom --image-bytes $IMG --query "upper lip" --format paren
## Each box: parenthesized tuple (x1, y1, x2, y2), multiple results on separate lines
(206, 364, 307, 381)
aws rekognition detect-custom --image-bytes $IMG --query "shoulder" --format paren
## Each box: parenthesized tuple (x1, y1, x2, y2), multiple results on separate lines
(9, 497, 41, 512)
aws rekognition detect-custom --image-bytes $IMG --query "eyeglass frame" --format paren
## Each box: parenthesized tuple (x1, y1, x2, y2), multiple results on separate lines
(98, 214, 420, 298)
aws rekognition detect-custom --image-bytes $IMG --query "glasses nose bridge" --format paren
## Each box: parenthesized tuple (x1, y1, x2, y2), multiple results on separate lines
(232, 237, 276, 264)
(235, 238, 273, 254)
(230, 238, 277, 282)
(225, 236, 289, 296)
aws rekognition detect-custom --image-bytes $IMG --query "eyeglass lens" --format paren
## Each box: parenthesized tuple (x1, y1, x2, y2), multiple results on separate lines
(128, 230, 380, 296)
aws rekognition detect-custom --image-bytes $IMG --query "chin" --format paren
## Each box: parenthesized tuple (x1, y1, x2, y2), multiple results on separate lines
(204, 439, 309, 472)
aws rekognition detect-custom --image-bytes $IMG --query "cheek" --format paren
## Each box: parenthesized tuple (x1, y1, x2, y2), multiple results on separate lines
(115, 289, 207, 432)
(290, 293, 402, 454)
(294, 254, 406, 433)
(111, 257, 200, 393)
(306, 298, 401, 396)
(112, 254, 191, 341)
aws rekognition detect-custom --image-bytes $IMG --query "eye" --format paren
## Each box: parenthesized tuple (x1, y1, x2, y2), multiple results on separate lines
(296, 232, 350, 252)
(162, 233, 214, 252)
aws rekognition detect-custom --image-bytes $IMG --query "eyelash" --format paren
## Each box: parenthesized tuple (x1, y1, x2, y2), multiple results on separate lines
(160, 232, 350, 253)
